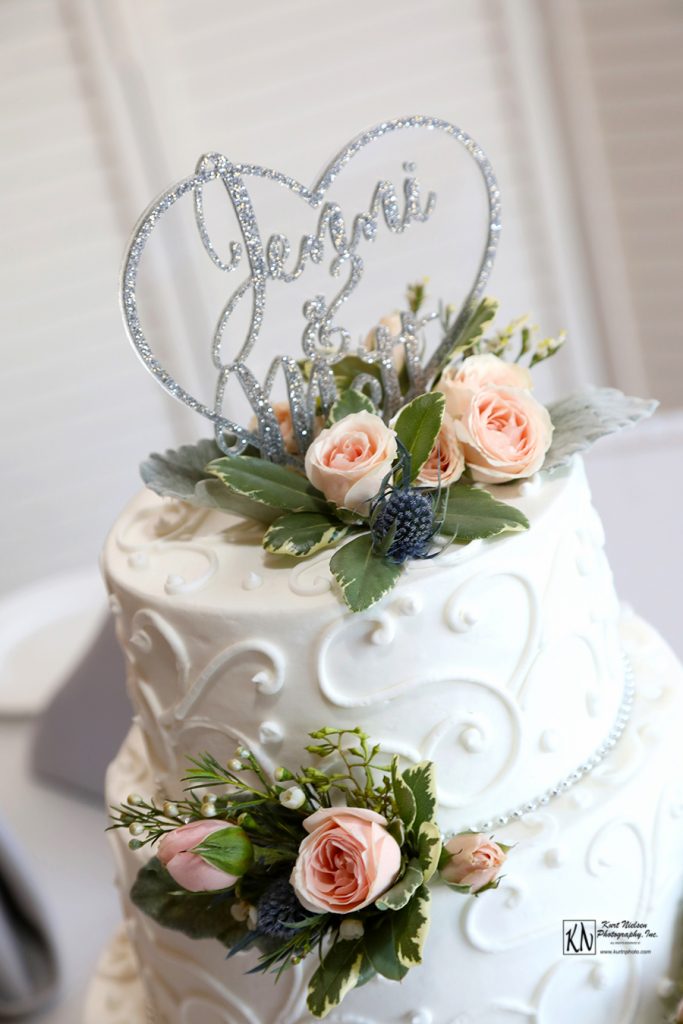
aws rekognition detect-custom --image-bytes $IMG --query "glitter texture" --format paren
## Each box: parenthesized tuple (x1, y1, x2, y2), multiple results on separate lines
(120, 116, 501, 463)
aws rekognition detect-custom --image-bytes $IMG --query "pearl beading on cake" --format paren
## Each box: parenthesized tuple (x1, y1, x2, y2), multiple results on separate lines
(458, 653, 636, 835)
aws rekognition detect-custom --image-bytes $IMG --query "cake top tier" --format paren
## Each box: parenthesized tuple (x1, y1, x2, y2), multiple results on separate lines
(104, 458, 627, 835)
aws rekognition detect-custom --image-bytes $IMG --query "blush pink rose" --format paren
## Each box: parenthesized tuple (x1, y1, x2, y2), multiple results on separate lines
(436, 354, 533, 419)
(454, 385, 553, 483)
(440, 833, 507, 892)
(290, 806, 401, 914)
(304, 410, 397, 512)
(417, 412, 465, 488)
(158, 820, 239, 893)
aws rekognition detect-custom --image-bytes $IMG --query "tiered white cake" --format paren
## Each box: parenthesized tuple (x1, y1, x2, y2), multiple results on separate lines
(91, 457, 683, 1024)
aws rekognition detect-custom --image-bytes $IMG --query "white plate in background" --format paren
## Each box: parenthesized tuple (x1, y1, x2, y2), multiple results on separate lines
(0, 568, 107, 716)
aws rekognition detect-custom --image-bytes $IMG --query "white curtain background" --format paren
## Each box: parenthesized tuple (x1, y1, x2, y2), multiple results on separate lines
(1, 0, 682, 597)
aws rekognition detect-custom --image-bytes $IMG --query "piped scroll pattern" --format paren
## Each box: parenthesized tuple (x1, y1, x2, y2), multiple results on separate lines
(115, 501, 219, 596)
(119, 604, 287, 787)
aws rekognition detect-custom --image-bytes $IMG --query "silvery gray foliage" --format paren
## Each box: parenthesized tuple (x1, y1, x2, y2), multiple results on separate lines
(140, 439, 223, 501)
(140, 439, 278, 524)
(544, 387, 658, 473)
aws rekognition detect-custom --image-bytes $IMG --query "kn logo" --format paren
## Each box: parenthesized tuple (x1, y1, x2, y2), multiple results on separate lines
(563, 920, 597, 955)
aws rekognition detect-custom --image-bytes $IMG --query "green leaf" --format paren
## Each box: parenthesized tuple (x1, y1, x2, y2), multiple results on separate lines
(194, 479, 279, 524)
(375, 859, 423, 911)
(442, 296, 499, 366)
(437, 483, 529, 543)
(385, 816, 406, 847)
(417, 821, 442, 883)
(394, 392, 445, 479)
(130, 857, 245, 946)
(329, 388, 376, 422)
(207, 456, 328, 514)
(391, 755, 416, 831)
(395, 885, 432, 967)
(263, 512, 348, 558)
(140, 440, 275, 525)
(330, 354, 382, 393)
(306, 939, 365, 1019)
(329, 534, 402, 612)
(402, 761, 437, 831)
(193, 826, 253, 876)
(364, 918, 410, 981)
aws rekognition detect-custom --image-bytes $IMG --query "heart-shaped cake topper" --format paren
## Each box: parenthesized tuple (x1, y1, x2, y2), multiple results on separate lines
(121, 115, 501, 463)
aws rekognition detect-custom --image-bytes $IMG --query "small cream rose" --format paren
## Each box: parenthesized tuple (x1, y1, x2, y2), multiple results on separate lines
(436, 353, 533, 419)
(441, 833, 507, 892)
(304, 410, 397, 513)
(290, 806, 401, 914)
(455, 385, 553, 483)
(364, 313, 405, 372)
(417, 412, 465, 488)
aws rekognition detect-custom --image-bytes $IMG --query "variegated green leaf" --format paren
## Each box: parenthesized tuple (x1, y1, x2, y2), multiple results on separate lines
(437, 483, 529, 543)
(396, 885, 431, 967)
(329, 534, 402, 612)
(207, 456, 328, 514)
(375, 860, 423, 911)
(306, 939, 365, 1019)
(329, 388, 376, 422)
(417, 821, 442, 883)
(402, 761, 437, 831)
(364, 918, 410, 981)
(263, 513, 348, 558)
(391, 755, 416, 831)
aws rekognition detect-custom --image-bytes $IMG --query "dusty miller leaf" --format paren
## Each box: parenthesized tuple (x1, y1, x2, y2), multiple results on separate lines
(544, 387, 658, 472)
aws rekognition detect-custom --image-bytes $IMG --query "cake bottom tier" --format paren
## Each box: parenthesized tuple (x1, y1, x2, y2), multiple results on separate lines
(91, 611, 683, 1024)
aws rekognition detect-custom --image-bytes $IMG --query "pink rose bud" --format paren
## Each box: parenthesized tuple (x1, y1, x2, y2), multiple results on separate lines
(157, 820, 241, 893)
(454, 385, 553, 483)
(304, 411, 397, 513)
(291, 806, 401, 914)
(440, 832, 507, 893)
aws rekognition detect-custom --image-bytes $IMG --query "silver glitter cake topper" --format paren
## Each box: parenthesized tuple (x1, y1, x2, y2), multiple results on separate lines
(120, 115, 501, 462)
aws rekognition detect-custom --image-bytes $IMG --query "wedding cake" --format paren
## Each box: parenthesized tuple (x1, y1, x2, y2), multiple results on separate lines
(87, 118, 683, 1024)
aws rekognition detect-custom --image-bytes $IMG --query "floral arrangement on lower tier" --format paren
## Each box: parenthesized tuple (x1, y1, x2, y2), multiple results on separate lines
(142, 286, 656, 611)
(110, 728, 509, 1019)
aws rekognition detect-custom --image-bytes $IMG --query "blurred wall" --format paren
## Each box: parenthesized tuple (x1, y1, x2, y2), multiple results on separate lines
(1, 0, 681, 596)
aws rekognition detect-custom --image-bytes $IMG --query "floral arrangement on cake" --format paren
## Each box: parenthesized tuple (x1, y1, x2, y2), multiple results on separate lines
(110, 727, 509, 1018)
(142, 285, 655, 611)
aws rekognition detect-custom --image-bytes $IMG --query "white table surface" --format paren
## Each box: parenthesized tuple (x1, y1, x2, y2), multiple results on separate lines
(1, 411, 681, 1023)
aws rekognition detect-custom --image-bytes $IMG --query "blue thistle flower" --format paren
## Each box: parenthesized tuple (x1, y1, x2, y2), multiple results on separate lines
(256, 877, 308, 939)
(371, 487, 436, 564)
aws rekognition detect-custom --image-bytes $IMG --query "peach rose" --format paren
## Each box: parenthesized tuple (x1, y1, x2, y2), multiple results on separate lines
(304, 410, 397, 512)
(417, 412, 465, 488)
(436, 354, 533, 419)
(440, 832, 507, 892)
(290, 806, 401, 914)
(157, 820, 239, 893)
(364, 313, 405, 372)
(454, 385, 552, 483)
